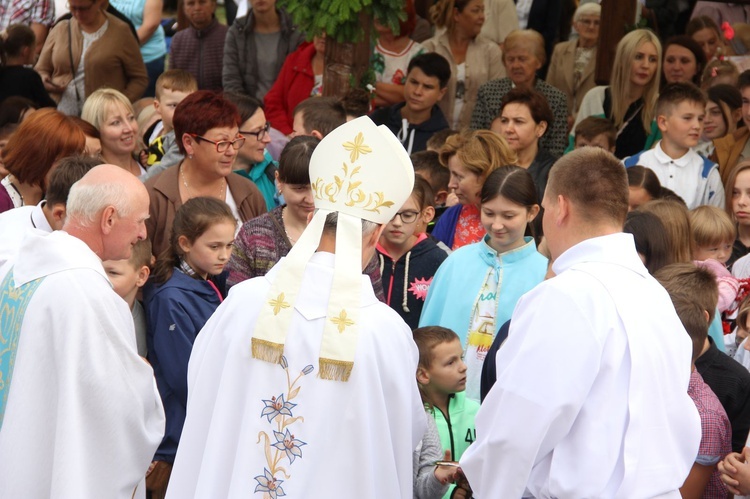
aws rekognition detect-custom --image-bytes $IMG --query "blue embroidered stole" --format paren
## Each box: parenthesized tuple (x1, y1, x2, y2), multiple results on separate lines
(0, 270, 45, 430)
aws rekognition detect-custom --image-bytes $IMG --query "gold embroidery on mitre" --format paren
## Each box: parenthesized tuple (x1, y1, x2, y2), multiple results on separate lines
(311, 133, 395, 214)
(330, 309, 354, 333)
(342, 132, 372, 162)
(268, 293, 290, 315)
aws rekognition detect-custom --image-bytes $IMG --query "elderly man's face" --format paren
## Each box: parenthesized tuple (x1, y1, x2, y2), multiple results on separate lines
(104, 185, 149, 261)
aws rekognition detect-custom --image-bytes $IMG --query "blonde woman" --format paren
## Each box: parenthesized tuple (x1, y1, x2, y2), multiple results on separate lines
(570, 29, 662, 159)
(422, 0, 504, 130)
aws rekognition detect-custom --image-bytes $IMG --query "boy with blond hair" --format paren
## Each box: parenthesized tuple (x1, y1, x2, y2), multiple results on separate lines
(103, 239, 153, 357)
(624, 82, 724, 209)
(414, 325, 479, 499)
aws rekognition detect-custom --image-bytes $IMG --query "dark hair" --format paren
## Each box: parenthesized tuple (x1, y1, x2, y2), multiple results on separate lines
(412, 175, 435, 210)
(0, 96, 36, 127)
(623, 210, 671, 274)
(224, 92, 263, 123)
(340, 88, 370, 118)
(739, 69, 750, 91)
(654, 263, 718, 360)
(686, 15, 722, 40)
(173, 91, 241, 155)
(130, 239, 153, 269)
(656, 82, 706, 117)
(413, 325, 460, 368)
(662, 35, 708, 86)
(152, 197, 237, 284)
(547, 147, 628, 225)
(278, 135, 320, 185)
(45, 154, 100, 206)
(707, 84, 742, 132)
(0, 24, 35, 66)
(407, 52, 452, 89)
(3, 108, 86, 189)
(574, 116, 617, 147)
(426, 128, 457, 151)
(412, 150, 449, 193)
(499, 87, 554, 132)
(481, 165, 539, 238)
(293, 97, 347, 136)
(627, 165, 662, 200)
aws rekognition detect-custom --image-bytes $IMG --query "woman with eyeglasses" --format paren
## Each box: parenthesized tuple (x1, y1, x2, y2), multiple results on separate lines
(224, 93, 278, 210)
(35, 0, 147, 116)
(81, 88, 143, 175)
(144, 90, 267, 257)
(546, 2, 601, 125)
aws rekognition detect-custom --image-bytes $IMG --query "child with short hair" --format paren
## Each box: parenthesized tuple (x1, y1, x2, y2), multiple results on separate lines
(413, 325, 479, 499)
(412, 150, 450, 209)
(425, 128, 457, 153)
(377, 176, 448, 328)
(655, 264, 732, 499)
(143, 196, 237, 496)
(103, 239, 152, 357)
(291, 97, 347, 138)
(573, 116, 617, 152)
(143, 70, 198, 170)
(624, 82, 725, 209)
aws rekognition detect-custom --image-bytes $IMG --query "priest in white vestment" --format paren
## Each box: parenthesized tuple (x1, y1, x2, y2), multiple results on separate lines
(167, 117, 426, 498)
(460, 148, 702, 497)
(0, 165, 165, 498)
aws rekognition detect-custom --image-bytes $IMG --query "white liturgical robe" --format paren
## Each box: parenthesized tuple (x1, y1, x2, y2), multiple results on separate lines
(0, 202, 52, 267)
(0, 230, 165, 498)
(460, 233, 702, 498)
(167, 252, 426, 498)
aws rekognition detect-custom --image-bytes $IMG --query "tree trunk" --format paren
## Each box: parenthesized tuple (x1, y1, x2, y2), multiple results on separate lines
(596, 0, 637, 85)
(322, 13, 372, 100)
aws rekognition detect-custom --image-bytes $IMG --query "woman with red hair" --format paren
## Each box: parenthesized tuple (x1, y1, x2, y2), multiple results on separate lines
(371, 0, 425, 108)
(0, 108, 85, 213)
(144, 90, 267, 256)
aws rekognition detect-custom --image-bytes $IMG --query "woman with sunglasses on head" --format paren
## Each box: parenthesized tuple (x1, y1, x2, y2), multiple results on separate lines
(144, 90, 267, 257)
(225, 93, 277, 210)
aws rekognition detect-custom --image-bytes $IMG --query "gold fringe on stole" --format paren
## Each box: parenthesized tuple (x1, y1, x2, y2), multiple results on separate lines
(251, 338, 284, 364)
(318, 358, 354, 382)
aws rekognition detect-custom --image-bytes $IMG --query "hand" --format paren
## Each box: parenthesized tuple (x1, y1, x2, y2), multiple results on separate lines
(145, 460, 173, 499)
(434, 450, 458, 485)
(453, 466, 473, 497)
(719, 451, 750, 495)
(445, 189, 459, 207)
(43, 79, 64, 93)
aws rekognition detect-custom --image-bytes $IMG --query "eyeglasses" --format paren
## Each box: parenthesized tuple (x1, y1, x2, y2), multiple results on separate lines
(239, 122, 270, 141)
(391, 210, 420, 224)
(67, 1, 96, 12)
(190, 134, 246, 153)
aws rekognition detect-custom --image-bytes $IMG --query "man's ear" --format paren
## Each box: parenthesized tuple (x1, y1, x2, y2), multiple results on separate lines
(434, 190, 448, 206)
(416, 366, 430, 385)
(50, 203, 67, 230)
(100, 205, 117, 235)
(556, 194, 570, 226)
(311, 130, 323, 140)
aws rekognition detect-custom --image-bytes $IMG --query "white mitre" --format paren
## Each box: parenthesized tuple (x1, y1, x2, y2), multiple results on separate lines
(251, 116, 415, 381)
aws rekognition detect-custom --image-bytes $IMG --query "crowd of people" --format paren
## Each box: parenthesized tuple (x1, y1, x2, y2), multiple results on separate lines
(8, 0, 750, 497)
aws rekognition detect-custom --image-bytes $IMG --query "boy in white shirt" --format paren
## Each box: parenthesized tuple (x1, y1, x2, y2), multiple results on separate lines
(623, 82, 725, 209)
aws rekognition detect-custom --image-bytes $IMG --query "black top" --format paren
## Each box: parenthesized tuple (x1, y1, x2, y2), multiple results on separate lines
(603, 87, 650, 160)
(480, 319, 511, 403)
(730, 237, 750, 270)
(695, 336, 750, 453)
(0, 66, 56, 108)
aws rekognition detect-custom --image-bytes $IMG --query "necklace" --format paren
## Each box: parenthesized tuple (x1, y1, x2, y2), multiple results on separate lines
(281, 206, 299, 245)
(181, 164, 226, 201)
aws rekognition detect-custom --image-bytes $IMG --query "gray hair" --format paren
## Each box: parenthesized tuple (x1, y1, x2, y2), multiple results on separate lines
(574, 2, 601, 22)
(65, 177, 133, 227)
(323, 211, 380, 236)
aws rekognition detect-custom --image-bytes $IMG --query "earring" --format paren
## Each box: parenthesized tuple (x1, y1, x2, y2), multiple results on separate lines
(188, 154, 194, 159)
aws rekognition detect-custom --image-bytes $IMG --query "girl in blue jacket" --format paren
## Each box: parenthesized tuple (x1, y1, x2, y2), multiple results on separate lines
(419, 166, 548, 400)
(143, 197, 237, 492)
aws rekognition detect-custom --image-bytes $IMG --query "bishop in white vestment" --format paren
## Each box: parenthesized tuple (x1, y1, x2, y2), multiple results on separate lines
(167, 118, 426, 498)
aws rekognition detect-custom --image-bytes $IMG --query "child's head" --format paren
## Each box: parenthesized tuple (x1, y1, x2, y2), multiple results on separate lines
(703, 84, 742, 142)
(689, 205, 736, 263)
(413, 326, 466, 401)
(654, 263, 718, 362)
(479, 165, 539, 253)
(183, 0, 217, 30)
(702, 59, 740, 89)
(412, 150, 449, 206)
(382, 176, 435, 249)
(340, 87, 370, 120)
(0, 24, 36, 66)
(403, 53, 450, 116)
(153, 197, 237, 283)
(687, 15, 726, 61)
(425, 128, 457, 152)
(292, 97, 347, 138)
(727, 160, 750, 227)
(639, 199, 693, 264)
(574, 116, 616, 152)
(44, 154, 100, 229)
(624, 210, 671, 274)
(655, 82, 706, 152)
(103, 239, 152, 308)
(626, 165, 662, 211)
(154, 70, 198, 132)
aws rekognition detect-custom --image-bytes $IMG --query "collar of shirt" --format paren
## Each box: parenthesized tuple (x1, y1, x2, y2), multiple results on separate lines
(654, 141, 692, 168)
(552, 232, 647, 277)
